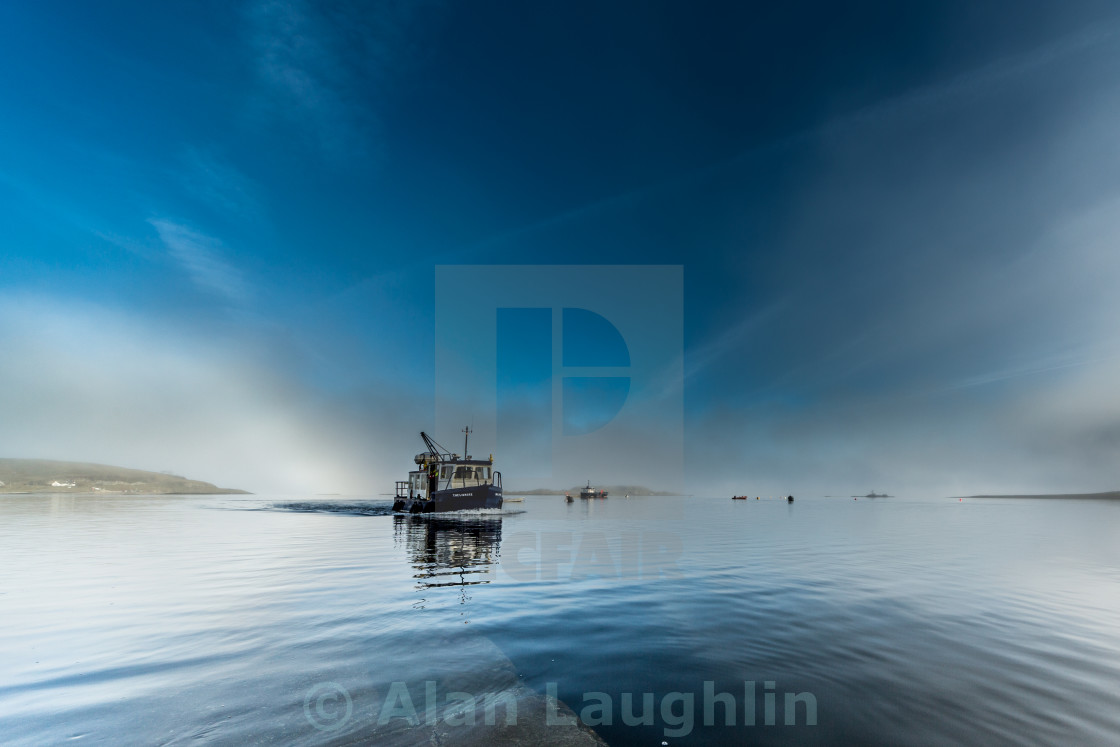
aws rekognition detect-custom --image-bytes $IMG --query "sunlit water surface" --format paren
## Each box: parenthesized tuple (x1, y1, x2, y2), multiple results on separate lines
(2, 494, 1119, 745)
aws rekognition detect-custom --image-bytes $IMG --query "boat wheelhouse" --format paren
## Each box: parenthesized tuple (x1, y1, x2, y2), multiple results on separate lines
(579, 481, 608, 499)
(393, 428, 503, 514)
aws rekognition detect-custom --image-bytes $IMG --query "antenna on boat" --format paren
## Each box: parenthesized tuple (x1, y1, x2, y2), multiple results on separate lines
(463, 425, 472, 459)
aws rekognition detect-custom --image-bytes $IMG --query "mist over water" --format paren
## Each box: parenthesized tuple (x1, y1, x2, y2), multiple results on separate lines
(1, 493, 1118, 745)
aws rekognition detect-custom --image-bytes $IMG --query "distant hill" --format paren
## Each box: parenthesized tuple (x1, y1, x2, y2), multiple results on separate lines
(0, 459, 250, 495)
(512, 485, 678, 496)
(967, 491, 1120, 500)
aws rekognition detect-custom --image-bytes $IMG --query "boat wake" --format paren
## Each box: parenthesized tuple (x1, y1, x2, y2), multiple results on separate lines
(259, 503, 525, 518)
(267, 501, 396, 516)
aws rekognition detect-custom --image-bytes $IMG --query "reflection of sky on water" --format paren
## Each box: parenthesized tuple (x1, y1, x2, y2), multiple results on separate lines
(2, 493, 1119, 745)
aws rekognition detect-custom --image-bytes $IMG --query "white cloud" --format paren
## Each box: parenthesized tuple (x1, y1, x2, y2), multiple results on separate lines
(150, 219, 252, 306)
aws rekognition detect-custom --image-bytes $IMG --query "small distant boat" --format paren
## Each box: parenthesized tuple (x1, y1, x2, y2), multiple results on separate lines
(580, 481, 608, 499)
(786, 495, 794, 503)
(506, 496, 524, 503)
(565, 493, 574, 503)
(732, 495, 748, 500)
(860, 491, 891, 498)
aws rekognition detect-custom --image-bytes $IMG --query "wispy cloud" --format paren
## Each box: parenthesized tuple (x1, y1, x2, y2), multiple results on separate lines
(683, 302, 786, 382)
(464, 22, 1118, 256)
(244, 0, 444, 160)
(176, 146, 263, 219)
(946, 349, 1120, 391)
(150, 219, 251, 306)
(802, 24, 1116, 142)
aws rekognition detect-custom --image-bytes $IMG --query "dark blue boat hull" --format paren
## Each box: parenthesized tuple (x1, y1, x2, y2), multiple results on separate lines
(393, 484, 503, 513)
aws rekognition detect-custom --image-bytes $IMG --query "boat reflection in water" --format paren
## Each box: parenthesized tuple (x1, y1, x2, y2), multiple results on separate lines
(393, 514, 503, 598)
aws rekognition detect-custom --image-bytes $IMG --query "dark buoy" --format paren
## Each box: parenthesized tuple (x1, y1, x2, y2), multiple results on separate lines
(787, 495, 794, 503)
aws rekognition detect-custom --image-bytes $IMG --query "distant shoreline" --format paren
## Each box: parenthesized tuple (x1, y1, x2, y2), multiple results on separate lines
(0, 458, 250, 496)
(0, 490, 250, 496)
(965, 491, 1120, 500)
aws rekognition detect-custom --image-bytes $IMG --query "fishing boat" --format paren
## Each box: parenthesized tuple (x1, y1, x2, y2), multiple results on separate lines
(732, 495, 748, 500)
(392, 428, 503, 514)
(580, 481, 608, 499)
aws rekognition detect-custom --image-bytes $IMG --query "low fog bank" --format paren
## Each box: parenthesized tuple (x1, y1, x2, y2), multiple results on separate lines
(0, 296, 422, 495)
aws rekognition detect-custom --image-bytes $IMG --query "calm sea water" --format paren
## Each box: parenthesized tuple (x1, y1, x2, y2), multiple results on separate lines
(1, 493, 1119, 745)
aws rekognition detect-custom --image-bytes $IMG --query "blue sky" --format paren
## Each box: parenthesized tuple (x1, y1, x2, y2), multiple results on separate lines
(3, 1, 1120, 495)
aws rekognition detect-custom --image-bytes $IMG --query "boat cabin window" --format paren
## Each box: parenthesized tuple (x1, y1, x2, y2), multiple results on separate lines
(447, 464, 492, 487)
